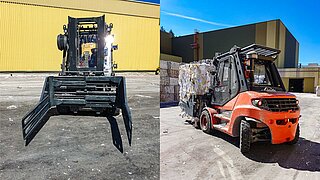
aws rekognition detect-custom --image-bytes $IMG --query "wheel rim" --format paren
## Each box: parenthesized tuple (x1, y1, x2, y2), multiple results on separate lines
(201, 114, 208, 130)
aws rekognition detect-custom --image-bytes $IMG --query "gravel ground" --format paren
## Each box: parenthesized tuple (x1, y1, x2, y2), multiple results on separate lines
(0, 73, 159, 180)
(160, 93, 320, 180)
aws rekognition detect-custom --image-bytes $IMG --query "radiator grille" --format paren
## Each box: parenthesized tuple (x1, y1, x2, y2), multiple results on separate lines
(263, 98, 299, 112)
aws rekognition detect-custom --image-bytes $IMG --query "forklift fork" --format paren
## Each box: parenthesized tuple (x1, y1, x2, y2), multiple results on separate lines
(22, 76, 132, 149)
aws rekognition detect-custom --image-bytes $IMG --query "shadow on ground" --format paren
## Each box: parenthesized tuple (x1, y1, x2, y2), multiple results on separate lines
(245, 137, 320, 172)
(107, 116, 123, 153)
(204, 128, 320, 172)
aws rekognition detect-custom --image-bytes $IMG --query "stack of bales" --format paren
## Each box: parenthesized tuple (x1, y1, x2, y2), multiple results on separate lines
(160, 60, 180, 102)
(178, 63, 212, 102)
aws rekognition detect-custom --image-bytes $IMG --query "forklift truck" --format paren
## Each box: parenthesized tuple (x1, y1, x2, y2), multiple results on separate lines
(21, 15, 132, 151)
(180, 44, 300, 153)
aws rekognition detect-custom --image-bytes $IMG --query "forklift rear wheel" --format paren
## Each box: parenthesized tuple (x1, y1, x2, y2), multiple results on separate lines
(200, 110, 213, 134)
(287, 123, 300, 145)
(240, 120, 251, 153)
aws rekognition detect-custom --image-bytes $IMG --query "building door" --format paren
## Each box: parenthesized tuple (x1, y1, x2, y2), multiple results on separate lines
(288, 78, 304, 92)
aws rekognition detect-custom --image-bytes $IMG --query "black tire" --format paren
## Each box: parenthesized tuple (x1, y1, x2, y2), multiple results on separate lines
(199, 110, 213, 134)
(287, 123, 300, 145)
(57, 34, 67, 51)
(193, 117, 200, 129)
(240, 120, 252, 153)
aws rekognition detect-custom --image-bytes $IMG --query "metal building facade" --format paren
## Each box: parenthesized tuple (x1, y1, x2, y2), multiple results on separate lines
(0, 0, 160, 71)
(170, 20, 299, 68)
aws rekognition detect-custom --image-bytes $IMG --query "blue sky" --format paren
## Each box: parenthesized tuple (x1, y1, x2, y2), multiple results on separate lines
(160, 0, 320, 65)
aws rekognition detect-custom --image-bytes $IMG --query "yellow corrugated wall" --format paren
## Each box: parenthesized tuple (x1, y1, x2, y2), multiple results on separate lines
(0, 1, 160, 71)
(303, 77, 315, 93)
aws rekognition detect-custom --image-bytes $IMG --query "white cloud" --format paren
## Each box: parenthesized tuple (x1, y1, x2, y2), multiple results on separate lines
(161, 11, 233, 27)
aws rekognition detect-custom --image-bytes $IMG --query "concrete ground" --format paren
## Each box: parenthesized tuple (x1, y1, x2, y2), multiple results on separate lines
(160, 93, 320, 180)
(0, 73, 159, 180)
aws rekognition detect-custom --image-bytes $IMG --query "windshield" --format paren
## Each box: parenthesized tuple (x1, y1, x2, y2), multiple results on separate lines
(253, 61, 271, 86)
(244, 59, 284, 91)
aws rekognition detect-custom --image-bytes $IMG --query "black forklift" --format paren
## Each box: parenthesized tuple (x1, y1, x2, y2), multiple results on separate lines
(21, 15, 132, 152)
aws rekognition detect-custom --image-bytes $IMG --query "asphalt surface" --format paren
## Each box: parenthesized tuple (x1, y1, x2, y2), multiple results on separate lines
(0, 73, 159, 180)
(160, 93, 320, 180)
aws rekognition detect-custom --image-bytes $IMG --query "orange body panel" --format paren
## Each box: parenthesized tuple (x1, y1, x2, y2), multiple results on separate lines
(203, 107, 218, 124)
(204, 107, 217, 117)
(221, 96, 239, 111)
(211, 91, 300, 144)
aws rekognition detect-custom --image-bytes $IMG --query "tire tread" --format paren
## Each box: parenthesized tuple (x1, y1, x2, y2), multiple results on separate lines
(240, 120, 251, 153)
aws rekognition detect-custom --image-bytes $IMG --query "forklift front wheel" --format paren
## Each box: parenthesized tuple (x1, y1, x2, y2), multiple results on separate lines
(200, 110, 213, 134)
(240, 120, 252, 153)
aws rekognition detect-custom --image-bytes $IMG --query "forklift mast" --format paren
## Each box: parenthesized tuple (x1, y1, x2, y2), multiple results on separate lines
(22, 16, 132, 152)
(57, 15, 117, 76)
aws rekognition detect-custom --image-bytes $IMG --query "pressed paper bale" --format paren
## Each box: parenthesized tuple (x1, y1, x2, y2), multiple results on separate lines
(160, 60, 168, 69)
(160, 68, 168, 77)
(169, 78, 179, 86)
(160, 85, 165, 94)
(168, 69, 179, 78)
(179, 63, 212, 102)
(174, 92, 180, 101)
(164, 86, 174, 94)
(160, 77, 170, 85)
(169, 62, 180, 70)
(160, 93, 175, 102)
(174, 85, 180, 94)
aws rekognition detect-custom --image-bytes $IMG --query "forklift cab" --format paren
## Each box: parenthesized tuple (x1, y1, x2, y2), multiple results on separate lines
(243, 51, 285, 92)
(211, 44, 285, 106)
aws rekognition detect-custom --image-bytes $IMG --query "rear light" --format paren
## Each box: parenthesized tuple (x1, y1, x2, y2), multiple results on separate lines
(276, 119, 288, 125)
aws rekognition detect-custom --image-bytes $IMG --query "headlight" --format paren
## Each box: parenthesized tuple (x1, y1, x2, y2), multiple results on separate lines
(252, 99, 262, 107)
(252, 99, 269, 110)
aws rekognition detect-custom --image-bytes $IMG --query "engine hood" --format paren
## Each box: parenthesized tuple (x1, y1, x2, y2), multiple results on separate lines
(246, 91, 296, 99)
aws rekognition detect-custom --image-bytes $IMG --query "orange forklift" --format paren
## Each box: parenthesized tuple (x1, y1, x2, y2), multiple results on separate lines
(180, 44, 300, 153)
